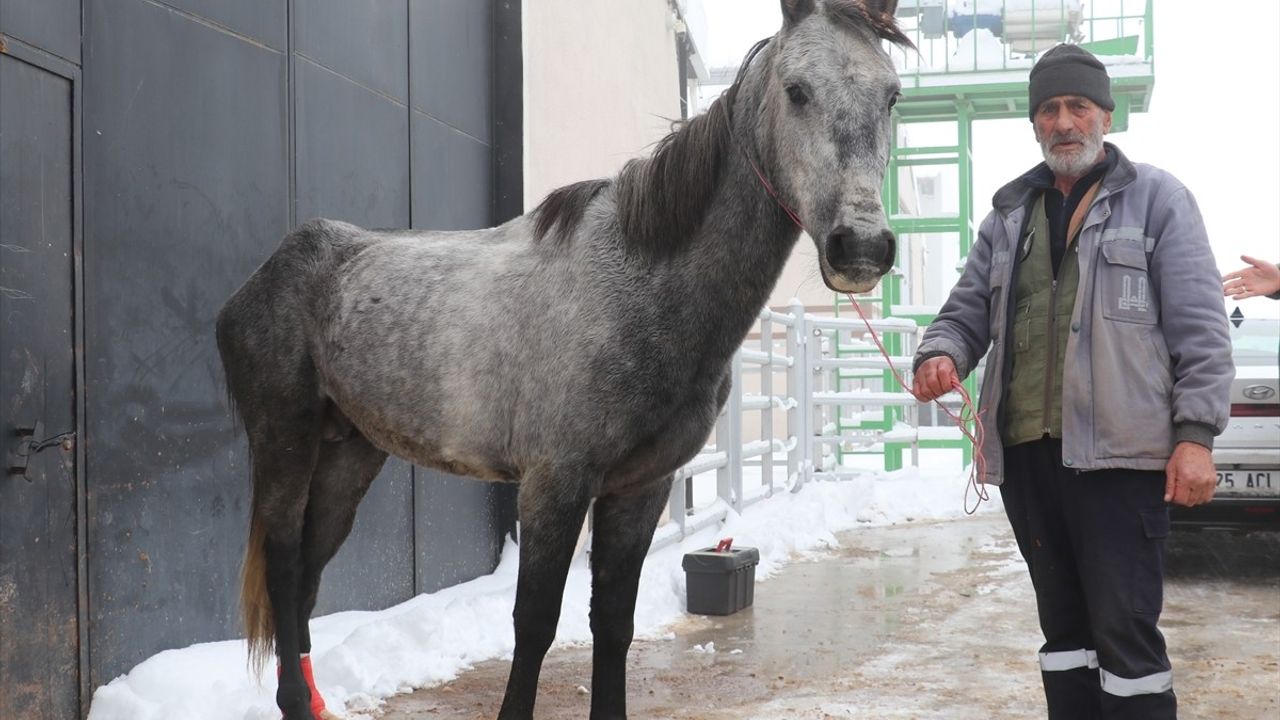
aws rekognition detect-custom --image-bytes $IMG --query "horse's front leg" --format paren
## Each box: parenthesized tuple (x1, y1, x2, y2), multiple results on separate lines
(497, 469, 594, 720)
(587, 477, 672, 720)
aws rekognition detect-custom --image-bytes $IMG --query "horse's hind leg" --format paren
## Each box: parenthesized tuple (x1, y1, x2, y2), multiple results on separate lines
(587, 477, 672, 720)
(497, 468, 595, 720)
(244, 407, 325, 720)
(293, 426, 388, 718)
(298, 427, 388, 649)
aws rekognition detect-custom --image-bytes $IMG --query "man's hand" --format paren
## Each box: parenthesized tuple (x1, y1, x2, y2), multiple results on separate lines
(1222, 255, 1280, 300)
(1164, 442, 1216, 506)
(913, 355, 959, 402)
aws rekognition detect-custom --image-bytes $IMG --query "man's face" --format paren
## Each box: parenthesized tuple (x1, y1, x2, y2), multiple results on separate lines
(1032, 95, 1113, 178)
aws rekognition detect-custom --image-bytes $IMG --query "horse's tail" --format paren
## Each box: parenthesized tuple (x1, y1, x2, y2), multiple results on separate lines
(216, 288, 276, 675)
(241, 501, 274, 674)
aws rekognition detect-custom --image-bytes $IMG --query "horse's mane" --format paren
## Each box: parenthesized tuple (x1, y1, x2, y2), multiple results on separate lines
(827, 0, 915, 49)
(532, 0, 912, 253)
(531, 46, 758, 254)
(531, 86, 736, 254)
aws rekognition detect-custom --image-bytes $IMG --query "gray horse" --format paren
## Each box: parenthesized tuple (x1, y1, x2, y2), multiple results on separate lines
(216, 1, 909, 718)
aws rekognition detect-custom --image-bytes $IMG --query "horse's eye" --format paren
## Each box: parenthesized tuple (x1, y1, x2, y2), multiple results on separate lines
(785, 84, 809, 106)
(888, 91, 901, 110)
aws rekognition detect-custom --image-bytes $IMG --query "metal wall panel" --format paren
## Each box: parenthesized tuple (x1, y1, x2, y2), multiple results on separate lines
(411, 111, 492, 231)
(295, 0, 408, 104)
(294, 57, 411, 227)
(159, 0, 287, 51)
(0, 47, 80, 720)
(415, 474, 508, 594)
(411, 0, 491, 144)
(492, 0, 523, 223)
(81, 0, 288, 685)
(0, 0, 81, 63)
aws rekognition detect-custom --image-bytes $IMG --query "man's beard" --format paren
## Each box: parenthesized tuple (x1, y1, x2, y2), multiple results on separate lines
(1039, 122, 1105, 178)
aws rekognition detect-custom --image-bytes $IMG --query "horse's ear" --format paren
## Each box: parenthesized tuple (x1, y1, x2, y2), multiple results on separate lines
(864, 0, 900, 18)
(780, 0, 815, 27)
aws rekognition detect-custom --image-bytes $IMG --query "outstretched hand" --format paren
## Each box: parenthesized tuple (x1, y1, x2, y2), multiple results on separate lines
(913, 355, 959, 402)
(1223, 255, 1280, 300)
(1164, 442, 1216, 507)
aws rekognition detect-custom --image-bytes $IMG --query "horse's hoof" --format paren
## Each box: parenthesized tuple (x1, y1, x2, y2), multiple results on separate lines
(279, 702, 337, 712)
(277, 699, 321, 720)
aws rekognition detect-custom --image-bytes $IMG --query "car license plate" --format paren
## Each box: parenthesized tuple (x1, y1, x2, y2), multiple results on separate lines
(1216, 470, 1279, 496)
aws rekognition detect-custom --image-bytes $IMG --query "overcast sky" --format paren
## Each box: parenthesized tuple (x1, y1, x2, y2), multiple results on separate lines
(699, 0, 1280, 317)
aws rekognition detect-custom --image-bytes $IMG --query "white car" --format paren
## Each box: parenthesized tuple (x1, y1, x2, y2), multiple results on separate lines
(1173, 315, 1280, 530)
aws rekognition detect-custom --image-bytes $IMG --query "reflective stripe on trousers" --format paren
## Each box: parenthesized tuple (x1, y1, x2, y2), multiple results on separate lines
(1100, 667, 1174, 697)
(1040, 649, 1173, 697)
(1039, 648, 1098, 672)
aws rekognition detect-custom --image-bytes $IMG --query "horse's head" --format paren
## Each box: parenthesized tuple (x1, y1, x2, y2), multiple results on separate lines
(754, 0, 910, 293)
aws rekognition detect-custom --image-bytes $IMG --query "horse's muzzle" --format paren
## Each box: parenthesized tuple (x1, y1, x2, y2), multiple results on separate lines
(820, 226, 895, 293)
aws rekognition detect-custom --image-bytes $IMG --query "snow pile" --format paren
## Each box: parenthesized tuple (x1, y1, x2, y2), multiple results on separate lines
(88, 464, 996, 720)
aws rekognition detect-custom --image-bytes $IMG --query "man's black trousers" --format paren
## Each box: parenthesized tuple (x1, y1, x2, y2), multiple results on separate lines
(1001, 437, 1177, 719)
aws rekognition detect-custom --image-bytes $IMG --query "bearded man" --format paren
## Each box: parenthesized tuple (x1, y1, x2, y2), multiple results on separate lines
(912, 44, 1233, 719)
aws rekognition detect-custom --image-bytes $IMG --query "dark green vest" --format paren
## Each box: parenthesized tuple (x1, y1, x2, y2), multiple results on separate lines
(1002, 194, 1080, 446)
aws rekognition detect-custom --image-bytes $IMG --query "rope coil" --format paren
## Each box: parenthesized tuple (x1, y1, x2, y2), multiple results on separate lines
(847, 296, 989, 514)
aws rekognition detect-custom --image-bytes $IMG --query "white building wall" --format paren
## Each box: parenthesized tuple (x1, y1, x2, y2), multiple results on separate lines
(523, 0, 683, 211)
(523, 0, 689, 534)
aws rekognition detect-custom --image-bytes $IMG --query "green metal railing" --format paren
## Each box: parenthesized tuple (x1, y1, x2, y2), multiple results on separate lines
(887, 0, 1155, 126)
(892, 0, 1152, 81)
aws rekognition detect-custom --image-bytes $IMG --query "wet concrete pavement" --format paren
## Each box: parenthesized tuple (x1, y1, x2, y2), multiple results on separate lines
(380, 514, 1280, 719)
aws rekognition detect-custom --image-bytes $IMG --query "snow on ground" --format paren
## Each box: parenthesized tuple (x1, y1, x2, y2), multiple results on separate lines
(87, 456, 999, 720)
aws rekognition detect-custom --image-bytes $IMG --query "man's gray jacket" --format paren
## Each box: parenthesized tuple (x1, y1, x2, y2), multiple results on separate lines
(916, 143, 1233, 484)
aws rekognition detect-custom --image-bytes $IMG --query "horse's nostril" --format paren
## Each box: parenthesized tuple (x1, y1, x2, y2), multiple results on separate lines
(825, 226, 894, 271)
(826, 226, 856, 268)
(877, 229, 896, 268)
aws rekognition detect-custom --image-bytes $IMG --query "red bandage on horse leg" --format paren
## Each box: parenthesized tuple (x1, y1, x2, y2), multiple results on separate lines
(300, 655, 329, 716)
(277, 656, 330, 718)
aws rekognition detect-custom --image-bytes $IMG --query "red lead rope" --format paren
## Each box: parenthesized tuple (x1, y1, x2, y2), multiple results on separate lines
(743, 151, 989, 513)
(747, 160, 807, 230)
(846, 297, 990, 515)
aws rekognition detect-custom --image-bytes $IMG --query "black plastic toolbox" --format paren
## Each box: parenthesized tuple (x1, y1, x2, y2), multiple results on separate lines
(681, 545, 760, 615)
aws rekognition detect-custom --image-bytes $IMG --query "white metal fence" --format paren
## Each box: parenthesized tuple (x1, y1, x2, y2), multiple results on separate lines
(650, 300, 967, 553)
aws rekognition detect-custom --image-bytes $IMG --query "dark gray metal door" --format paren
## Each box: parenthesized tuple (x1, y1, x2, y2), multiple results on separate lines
(0, 38, 82, 720)
(1, 1, 521, 705)
(80, 0, 291, 683)
(77, 0, 522, 688)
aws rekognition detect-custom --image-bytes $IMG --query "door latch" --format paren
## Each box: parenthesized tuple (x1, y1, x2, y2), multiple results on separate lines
(8, 420, 44, 474)
(8, 421, 76, 476)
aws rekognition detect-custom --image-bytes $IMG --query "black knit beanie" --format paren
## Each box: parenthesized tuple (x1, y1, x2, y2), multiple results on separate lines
(1027, 44, 1114, 120)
